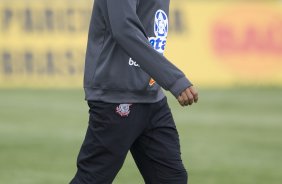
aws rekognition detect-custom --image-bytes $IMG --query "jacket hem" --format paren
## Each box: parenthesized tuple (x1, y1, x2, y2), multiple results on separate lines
(84, 87, 165, 103)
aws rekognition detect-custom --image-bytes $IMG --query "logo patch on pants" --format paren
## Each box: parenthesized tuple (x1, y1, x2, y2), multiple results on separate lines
(116, 104, 132, 117)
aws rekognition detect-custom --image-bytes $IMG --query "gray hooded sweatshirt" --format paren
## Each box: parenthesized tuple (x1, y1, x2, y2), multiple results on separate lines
(84, 0, 192, 103)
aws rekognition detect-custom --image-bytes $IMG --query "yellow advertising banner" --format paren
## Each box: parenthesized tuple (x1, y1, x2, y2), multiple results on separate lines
(168, 1, 282, 87)
(0, 0, 90, 88)
(0, 0, 282, 88)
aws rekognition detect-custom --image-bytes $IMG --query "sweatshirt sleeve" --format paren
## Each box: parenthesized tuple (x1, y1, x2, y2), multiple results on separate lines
(106, 0, 192, 98)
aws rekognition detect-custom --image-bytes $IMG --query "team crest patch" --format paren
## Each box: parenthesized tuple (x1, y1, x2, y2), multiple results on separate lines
(154, 9, 169, 38)
(116, 104, 132, 117)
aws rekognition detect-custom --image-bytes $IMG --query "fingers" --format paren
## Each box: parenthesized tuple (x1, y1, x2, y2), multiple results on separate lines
(177, 95, 184, 106)
(182, 90, 190, 106)
(185, 88, 194, 105)
(178, 90, 192, 106)
(177, 86, 199, 107)
(190, 86, 199, 103)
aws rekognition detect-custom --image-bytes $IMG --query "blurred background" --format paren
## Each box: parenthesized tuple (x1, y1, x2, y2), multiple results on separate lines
(0, 0, 282, 183)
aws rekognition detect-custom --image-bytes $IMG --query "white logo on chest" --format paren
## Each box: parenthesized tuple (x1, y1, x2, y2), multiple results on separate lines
(128, 58, 140, 67)
(154, 9, 169, 38)
(149, 9, 169, 54)
(128, 10, 168, 67)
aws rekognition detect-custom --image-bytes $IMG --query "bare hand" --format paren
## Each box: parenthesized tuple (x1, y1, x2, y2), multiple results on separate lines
(177, 86, 198, 106)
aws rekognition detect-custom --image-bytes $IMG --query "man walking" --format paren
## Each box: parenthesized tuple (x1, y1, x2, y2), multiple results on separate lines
(70, 0, 198, 183)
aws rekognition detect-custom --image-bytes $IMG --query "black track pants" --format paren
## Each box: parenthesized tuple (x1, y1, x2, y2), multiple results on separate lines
(70, 97, 188, 184)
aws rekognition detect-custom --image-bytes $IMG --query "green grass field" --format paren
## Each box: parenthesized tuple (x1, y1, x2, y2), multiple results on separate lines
(0, 88, 282, 184)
